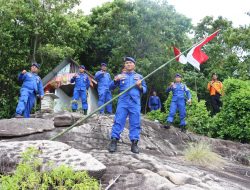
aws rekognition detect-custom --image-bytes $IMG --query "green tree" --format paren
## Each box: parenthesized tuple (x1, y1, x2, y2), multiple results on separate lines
(0, 0, 91, 118)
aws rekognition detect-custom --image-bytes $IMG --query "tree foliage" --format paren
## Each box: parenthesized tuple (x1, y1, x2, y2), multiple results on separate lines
(0, 0, 91, 118)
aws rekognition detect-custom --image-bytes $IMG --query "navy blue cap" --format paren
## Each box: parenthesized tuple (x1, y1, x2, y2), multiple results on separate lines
(79, 65, 85, 69)
(31, 62, 40, 69)
(175, 73, 182, 78)
(101, 63, 107, 67)
(124, 57, 136, 64)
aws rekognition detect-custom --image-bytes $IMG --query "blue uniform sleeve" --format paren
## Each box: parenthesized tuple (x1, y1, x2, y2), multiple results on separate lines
(18, 73, 25, 82)
(158, 97, 162, 108)
(141, 79, 147, 94)
(109, 80, 119, 91)
(70, 76, 76, 83)
(184, 85, 191, 100)
(38, 79, 44, 97)
(86, 76, 90, 90)
(95, 71, 104, 81)
(166, 87, 172, 93)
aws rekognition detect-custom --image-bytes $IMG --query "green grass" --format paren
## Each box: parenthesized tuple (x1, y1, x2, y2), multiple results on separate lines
(184, 142, 224, 168)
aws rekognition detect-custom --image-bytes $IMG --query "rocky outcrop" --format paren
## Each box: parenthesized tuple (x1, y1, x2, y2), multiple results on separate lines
(0, 140, 106, 179)
(0, 113, 250, 189)
(0, 118, 54, 137)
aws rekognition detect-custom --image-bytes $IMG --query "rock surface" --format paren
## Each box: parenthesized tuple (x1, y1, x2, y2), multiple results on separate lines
(1, 113, 250, 189)
(0, 118, 54, 137)
(0, 140, 106, 179)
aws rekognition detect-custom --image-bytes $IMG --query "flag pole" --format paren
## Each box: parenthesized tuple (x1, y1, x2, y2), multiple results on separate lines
(50, 30, 219, 141)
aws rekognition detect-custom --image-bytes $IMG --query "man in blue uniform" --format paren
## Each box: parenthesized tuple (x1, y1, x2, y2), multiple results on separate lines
(148, 91, 161, 111)
(95, 63, 112, 114)
(71, 65, 90, 115)
(15, 62, 44, 118)
(165, 74, 191, 132)
(108, 57, 147, 154)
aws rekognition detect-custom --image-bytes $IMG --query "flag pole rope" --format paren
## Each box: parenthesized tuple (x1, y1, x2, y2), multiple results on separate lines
(50, 30, 219, 141)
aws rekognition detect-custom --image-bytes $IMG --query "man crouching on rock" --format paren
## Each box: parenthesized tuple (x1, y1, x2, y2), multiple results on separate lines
(108, 57, 147, 154)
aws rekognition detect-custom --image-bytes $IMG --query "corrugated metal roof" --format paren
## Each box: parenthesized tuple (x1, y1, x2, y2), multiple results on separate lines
(42, 58, 71, 86)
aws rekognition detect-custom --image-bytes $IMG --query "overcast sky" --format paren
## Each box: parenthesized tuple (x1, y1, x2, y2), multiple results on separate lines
(78, 0, 250, 26)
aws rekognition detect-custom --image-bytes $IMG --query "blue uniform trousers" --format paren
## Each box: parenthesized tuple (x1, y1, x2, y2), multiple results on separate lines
(167, 98, 186, 126)
(72, 89, 88, 110)
(111, 98, 141, 141)
(16, 88, 36, 118)
(98, 90, 112, 114)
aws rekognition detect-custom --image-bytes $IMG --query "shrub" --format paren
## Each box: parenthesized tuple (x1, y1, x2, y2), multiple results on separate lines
(146, 109, 167, 124)
(0, 147, 99, 190)
(212, 79, 250, 142)
(184, 142, 224, 168)
(185, 91, 213, 136)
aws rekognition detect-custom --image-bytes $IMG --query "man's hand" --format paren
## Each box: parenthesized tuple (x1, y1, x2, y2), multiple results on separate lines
(40, 96, 44, 100)
(187, 99, 192, 105)
(136, 80, 142, 89)
(114, 74, 122, 81)
(170, 82, 174, 87)
(74, 73, 78, 78)
(22, 70, 27, 74)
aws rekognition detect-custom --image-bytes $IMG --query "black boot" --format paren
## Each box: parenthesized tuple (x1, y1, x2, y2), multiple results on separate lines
(131, 140, 139, 154)
(108, 138, 118, 153)
(83, 109, 87, 115)
(163, 122, 171, 129)
(72, 109, 77, 112)
(180, 125, 186, 133)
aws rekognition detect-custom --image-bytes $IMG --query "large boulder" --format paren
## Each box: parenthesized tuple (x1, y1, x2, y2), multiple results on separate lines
(54, 112, 84, 127)
(0, 140, 106, 179)
(0, 118, 54, 137)
(1, 114, 250, 189)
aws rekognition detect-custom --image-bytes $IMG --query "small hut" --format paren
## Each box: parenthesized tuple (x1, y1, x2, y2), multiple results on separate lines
(41, 58, 98, 114)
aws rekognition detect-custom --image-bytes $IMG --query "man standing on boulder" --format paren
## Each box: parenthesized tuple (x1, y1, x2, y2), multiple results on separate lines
(108, 57, 147, 154)
(148, 91, 161, 111)
(165, 74, 191, 132)
(95, 63, 112, 114)
(71, 65, 90, 115)
(15, 62, 44, 118)
(207, 73, 223, 115)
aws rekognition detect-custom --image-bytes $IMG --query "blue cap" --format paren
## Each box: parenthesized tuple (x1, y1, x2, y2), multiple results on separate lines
(175, 73, 182, 78)
(101, 63, 107, 67)
(79, 65, 85, 69)
(124, 57, 136, 64)
(31, 62, 40, 69)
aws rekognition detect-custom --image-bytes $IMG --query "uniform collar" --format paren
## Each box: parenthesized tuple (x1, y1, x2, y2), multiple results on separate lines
(126, 71, 136, 75)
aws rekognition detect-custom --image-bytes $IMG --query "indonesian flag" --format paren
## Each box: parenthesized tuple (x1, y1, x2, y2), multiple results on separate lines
(186, 30, 220, 70)
(173, 47, 187, 64)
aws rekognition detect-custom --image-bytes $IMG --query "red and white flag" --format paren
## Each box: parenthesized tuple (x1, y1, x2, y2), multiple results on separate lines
(173, 30, 220, 70)
(173, 46, 187, 64)
(186, 30, 220, 70)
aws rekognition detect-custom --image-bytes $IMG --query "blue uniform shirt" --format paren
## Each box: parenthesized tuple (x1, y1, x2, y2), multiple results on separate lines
(166, 83, 191, 101)
(95, 71, 112, 94)
(70, 73, 90, 90)
(149, 96, 161, 107)
(18, 72, 44, 96)
(110, 71, 147, 105)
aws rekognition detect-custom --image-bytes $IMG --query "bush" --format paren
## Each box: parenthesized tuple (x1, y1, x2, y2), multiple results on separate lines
(146, 109, 167, 124)
(146, 79, 250, 143)
(184, 142, 224, 168)
(0, 147, 99, 190)
(212, 78, 250, 142)
(185, 91, 213, 136)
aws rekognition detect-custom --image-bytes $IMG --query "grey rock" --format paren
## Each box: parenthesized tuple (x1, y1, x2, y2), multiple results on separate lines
(0, 140, 106, 179)
(1, 114, 250, 190)
(0, 118, 54, 137)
